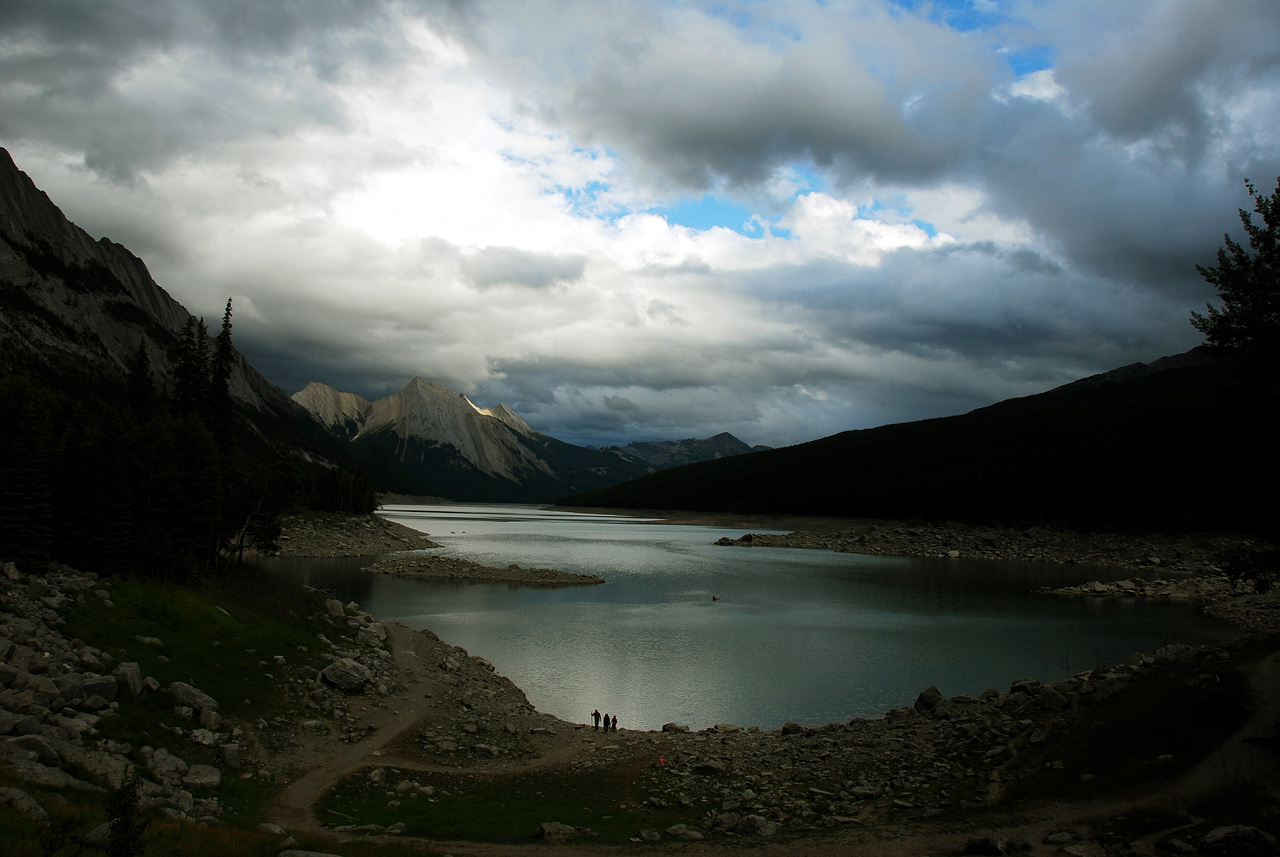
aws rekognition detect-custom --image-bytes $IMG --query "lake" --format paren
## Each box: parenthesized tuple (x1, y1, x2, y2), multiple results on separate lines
(260, 504, 1239, 731)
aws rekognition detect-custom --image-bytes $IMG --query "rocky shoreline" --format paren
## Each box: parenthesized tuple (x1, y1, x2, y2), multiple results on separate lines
(714, 520, 1249, 574)
(274, 513, 441, 557)
(715, 520, 1280, 634)
(3, 512, 1277, 854)
(362, 555, 604, 586)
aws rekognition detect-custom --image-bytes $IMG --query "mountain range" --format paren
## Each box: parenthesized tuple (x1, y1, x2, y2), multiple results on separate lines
(291, 378, 765, 502)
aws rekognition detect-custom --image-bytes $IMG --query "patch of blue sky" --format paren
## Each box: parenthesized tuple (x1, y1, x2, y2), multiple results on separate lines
(1003, 44, 1055, 77)
(558, 179, 611, 215)
(658, 194, 760, 234)
(887, 0, 1007, 33)
(911, 218, 938, 238)
(863, 196, 938, 237)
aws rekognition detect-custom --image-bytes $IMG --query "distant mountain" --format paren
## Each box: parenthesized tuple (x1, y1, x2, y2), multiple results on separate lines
(292, 381, 769, 503)
(292, 379, 646, 502)
(603, 432, 770, 469)
(561, 349, 1276, 533)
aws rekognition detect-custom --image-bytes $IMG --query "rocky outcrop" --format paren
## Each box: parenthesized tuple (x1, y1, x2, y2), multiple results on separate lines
(716, 520, 1249, 574)
(363, 555, 604, 586)
(274, 513, 441, 557)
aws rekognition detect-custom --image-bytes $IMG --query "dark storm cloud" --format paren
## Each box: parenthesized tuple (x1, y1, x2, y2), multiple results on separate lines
(0, 0, 406, 179)
(452, 1, 994, 190)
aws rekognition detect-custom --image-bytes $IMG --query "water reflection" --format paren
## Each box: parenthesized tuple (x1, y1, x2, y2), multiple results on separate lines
(252, 504, 1239, 730)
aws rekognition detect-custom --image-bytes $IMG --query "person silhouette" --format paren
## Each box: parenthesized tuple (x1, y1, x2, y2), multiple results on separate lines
(592, 709, 601, 730)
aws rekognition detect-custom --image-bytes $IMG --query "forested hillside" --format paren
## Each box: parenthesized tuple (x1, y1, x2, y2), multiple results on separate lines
(561, 351, 1276, 534)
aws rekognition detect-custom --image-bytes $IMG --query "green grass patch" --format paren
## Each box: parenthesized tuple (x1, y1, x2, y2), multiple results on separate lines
(60, 569, 347, 723)
(50, 568, 362, 824)
(318, 756, 704, 844)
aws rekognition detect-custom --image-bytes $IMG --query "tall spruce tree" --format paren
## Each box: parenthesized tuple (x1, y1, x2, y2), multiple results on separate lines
(1191, 177, 1280, 385)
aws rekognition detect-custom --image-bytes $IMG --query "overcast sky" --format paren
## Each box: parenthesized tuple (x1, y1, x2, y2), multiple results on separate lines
(3, 0, 1278, 448)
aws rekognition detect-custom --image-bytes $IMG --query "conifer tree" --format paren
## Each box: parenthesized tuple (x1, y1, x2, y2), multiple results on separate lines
(1191, 177, 1280, 384)
(126, 339, 156, 418)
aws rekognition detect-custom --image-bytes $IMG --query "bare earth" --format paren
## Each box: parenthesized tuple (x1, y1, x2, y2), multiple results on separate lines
(264, 508, 1279, 856)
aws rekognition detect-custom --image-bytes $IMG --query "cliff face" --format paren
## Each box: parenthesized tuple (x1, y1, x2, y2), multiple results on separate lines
(291, 382, 373, 439)
(0, 147, 294, 416)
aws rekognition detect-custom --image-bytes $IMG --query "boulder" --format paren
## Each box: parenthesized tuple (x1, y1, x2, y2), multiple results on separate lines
(148, 748, 189, 784)
(0, 786, 48, 825)
(536, 822, 579, 841)
(321, 658, 372, 694)
(168, 682, 218, 713)
(113, 662, 143, 697)
(914, 685, 943, 713)
(1199, 825, 1279, 857)
(183, 764, 222, 790)
(6, 735, 60, 767)
(664, 824, 705, 840)
(323, 598, 345, 618)
(735, 814, 778, 837)
(82, 675, 118, 703)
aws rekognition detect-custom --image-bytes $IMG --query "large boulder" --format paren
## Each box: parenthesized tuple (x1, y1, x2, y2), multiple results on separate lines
(1200, 826, 1279, 857)
(320, 658, 372, 694)
(182, 764, 222, 790)
(914, 685, 943, 713)
(113, 662, 143, 697)
(168, 682, 218, 713)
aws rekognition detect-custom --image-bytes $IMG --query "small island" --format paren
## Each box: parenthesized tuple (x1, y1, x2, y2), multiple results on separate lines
(363, 554, 604, 586)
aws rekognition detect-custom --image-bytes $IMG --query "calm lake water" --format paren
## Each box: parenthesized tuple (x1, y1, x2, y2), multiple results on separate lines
(259, 504, 1238, 731)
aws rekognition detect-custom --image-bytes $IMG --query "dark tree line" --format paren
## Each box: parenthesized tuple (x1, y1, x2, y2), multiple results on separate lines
(1, 298, 376, 577)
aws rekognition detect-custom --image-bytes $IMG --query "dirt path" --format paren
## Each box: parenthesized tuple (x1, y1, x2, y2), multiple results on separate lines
(268, 624, 442, 833)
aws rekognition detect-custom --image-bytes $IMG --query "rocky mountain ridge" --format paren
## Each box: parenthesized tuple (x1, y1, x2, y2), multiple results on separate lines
(292, 379, 763, 503)
(603, 431, 770, 469)
(0, 148, 296, 418)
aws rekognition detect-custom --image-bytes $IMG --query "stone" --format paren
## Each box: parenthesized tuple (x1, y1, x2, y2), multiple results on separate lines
(219, 744, 242, 769)
(636, 829, 662, 842)
(915, 685, 943, 712)
(113, 663, 143, 697)
(168, 682, 218, 713)
(781, 721, 804, 735)
(82, 675, 118, 703)
(1199, 826, 1279, 857)
(735, 815, 778, 837)
(356, 627, 384, 648)
(536, 821, 579, 841)
(199, 709, 222, 730)
(148, 747, 189, 783)
(183, 764, 222, 790)
(664, 824, 705, 840)
(6, 735, 60, 766)
(0, 786, 49, 824)
(324, 598, 345, 617)
(321, 658, 372, 694)
(964, 835, 1009, 855)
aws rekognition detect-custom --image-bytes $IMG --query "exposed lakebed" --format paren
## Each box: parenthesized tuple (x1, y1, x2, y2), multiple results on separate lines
(258, 504, 1240, 731)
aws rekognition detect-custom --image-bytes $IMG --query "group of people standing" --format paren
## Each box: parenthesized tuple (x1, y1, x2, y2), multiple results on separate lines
(591, 709, 617, 732)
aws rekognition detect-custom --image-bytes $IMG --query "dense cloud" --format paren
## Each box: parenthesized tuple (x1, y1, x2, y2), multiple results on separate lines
(2, 0, 1277, 447)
